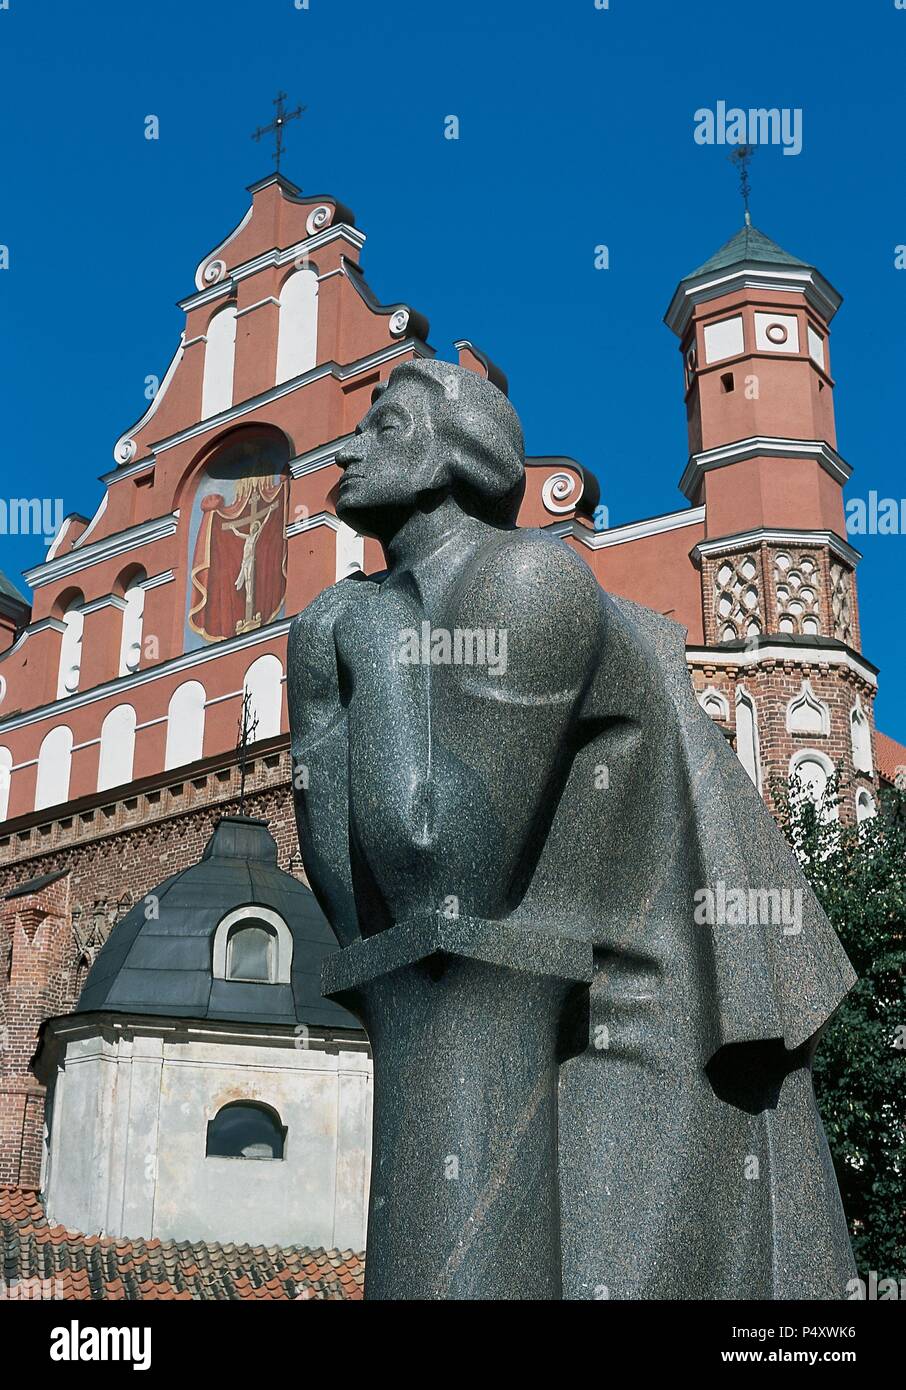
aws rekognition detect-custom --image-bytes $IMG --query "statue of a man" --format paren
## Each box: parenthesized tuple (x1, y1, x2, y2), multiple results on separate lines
(289, 358, 857, 1299)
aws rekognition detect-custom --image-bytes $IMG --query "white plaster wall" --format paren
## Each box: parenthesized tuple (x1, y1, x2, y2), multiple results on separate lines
(44, 1025, 372, 1252)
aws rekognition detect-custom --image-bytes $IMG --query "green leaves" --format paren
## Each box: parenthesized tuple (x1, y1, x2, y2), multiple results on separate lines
(776, 774, 906, 1275)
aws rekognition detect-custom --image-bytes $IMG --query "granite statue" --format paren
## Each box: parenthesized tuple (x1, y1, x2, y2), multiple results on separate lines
(288, 358, 857, 1300)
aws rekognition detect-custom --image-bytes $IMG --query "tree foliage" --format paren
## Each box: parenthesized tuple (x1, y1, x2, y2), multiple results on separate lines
(773, 774, 906, 1276)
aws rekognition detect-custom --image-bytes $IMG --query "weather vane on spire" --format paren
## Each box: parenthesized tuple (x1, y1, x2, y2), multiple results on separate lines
(252, 92, 305, 173)
(728, 144, 755, 226)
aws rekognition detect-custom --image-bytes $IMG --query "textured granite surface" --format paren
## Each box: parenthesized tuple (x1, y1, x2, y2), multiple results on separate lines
(289, 359, 857, 1300)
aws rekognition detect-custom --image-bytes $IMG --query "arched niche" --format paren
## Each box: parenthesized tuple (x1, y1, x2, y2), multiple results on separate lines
(184, 428, 291, 649)
(35, 725, 73, 812)
(201, 304, 237, 420)
(117, 568, 147, 676)
(734, 685, 761, 792)
(243, 654, 284, 741)
(789, 748, 839, 823)
(275, 264, 319, 384)
(56, 592, 85, 700)
(165, 680, 206, 770)
(98, 704, 137, 792)
(0, 747, 12, 822)
(850, 698, 873, 776)
(786, 680, 831, 738)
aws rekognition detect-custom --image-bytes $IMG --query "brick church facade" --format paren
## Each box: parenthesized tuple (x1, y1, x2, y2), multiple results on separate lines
(0, 172, 902, 1196)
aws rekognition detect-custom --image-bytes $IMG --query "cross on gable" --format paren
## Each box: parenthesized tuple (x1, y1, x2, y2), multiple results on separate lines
(251, 92, 305, 172)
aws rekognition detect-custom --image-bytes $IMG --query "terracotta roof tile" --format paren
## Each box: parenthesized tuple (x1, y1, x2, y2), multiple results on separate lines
(0, 1185, 364, 1302)
(876, 730, 906, 786)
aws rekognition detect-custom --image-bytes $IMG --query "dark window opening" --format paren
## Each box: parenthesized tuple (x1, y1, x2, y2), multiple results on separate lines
(720, 372, 735, 394)
(227, 922, 276, 982)
(206, 1102, 286, 1160)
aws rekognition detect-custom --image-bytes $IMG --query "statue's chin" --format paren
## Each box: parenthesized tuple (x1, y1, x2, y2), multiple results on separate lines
(336, 495, 384, 543)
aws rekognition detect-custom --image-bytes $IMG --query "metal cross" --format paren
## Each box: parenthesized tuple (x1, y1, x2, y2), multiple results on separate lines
(252, 92, 305, 173)
(236, 690, 260, 816)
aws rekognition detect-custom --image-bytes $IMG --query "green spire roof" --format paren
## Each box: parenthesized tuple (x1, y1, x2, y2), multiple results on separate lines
(685, 223, 811, 281)
(0, 568, 27, 606)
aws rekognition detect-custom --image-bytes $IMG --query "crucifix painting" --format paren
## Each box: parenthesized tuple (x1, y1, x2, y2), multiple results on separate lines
(186, 431, 289, 646)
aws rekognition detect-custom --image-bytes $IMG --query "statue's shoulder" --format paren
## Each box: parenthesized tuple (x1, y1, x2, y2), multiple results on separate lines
(290, 572, 385, 653)
(466, 528, 602, 616)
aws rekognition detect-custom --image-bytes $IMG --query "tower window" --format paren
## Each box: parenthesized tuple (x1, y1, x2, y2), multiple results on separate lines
(206, 1102, 286, 1160)
(720, 372, 735, 394)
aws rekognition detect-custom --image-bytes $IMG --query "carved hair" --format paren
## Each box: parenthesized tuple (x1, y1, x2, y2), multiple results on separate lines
(376, 359, 526, 525)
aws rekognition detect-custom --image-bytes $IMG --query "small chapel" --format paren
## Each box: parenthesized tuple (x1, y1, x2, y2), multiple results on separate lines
(0, 147, 904, 1297)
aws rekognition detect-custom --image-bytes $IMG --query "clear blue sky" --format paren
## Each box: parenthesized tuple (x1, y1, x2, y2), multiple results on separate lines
(1, 0, 904, 737)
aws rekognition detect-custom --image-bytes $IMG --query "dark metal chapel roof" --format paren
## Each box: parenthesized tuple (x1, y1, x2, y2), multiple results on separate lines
(77, 817, 357, 1030)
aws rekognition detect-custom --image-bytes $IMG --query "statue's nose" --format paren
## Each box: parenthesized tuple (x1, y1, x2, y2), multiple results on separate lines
(336, 436, 365, 470)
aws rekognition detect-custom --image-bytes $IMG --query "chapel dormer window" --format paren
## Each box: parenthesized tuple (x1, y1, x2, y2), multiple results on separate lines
(211, 905, 293, 985)
(227, 922, 276, 982)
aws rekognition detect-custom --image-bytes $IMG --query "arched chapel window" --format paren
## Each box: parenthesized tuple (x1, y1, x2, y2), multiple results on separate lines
(206, 1102, 286, 1160)
(228, 922, 276, 982)
(212, 906, 293, 984)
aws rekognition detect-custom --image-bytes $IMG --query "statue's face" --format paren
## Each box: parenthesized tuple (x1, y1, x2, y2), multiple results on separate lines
(335, 376, 442, 536)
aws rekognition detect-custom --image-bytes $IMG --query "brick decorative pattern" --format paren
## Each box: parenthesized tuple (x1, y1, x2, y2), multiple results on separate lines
(689, 656, 878, 821)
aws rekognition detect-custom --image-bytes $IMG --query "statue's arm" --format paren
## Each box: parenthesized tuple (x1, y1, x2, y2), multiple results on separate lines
(288, 576, 377, 945)
(431, 535, 602, 912)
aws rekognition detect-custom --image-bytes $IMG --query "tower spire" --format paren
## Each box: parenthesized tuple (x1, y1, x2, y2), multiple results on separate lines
(727, 144, 755, 225)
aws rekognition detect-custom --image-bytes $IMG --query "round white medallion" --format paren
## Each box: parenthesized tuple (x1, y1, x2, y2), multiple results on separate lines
(388, 309, 410, 337)
(115, 438, 137, 464)
(203, 259, 227, 286)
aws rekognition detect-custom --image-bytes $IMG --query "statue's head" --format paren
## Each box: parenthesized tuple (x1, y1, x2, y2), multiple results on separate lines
(335, 360, 525, 540)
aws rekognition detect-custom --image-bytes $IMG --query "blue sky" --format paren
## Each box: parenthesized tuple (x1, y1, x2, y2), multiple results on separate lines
(1, 0, 904, 737)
